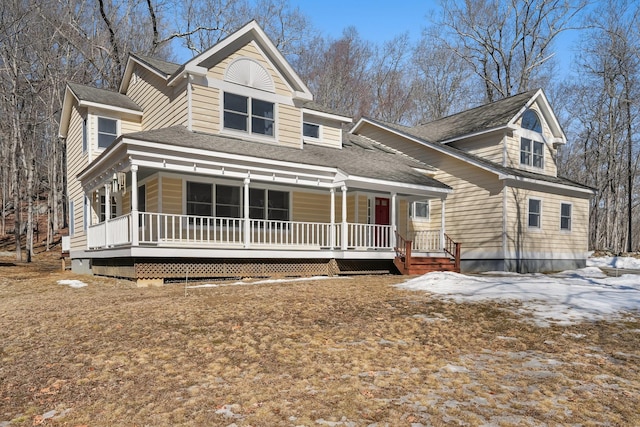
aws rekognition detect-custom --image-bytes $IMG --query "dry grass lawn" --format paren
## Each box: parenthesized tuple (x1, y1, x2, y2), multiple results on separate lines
(1, 251, 639, 426)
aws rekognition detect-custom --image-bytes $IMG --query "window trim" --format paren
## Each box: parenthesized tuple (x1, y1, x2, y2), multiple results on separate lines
(528, 197, 542, 230)
(222, 92, 275, 139)
(520, 137, 544, 169)
(303, 122, 321, 141)
(96, 116, 119, 150)
(560, 202, 572, 232)
(410, 200, 431, 222)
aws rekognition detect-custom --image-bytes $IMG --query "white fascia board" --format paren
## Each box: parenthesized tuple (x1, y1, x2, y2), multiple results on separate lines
(78, 100, 143, 117)
(500, 175, 595, 196)
(126, 138, 339, 175)
(294, 91, 313, 101)
(352, 118, 502, 177)
(58, 86, 79, 138)
(302, 108, 352, 123)
(346, 175, 452, 196)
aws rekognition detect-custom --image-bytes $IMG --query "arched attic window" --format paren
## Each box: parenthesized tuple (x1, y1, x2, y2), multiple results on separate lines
(222, 58, 276, 137)
(520, 109, 544, 169)
(521, 109, 542, 133)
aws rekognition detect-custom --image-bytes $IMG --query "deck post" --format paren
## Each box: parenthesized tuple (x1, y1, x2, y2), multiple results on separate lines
(104, 183, 111, 247)
(330, 187, 335, 249)
(243, 177, 250, 248)
(341, 185, 347, 250)
(440, 197, 446, 251)
(131, 165, 139, 246)
(391, 192, 397, 248)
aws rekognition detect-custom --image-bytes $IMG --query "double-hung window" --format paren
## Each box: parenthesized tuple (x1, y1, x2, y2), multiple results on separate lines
(97, 117, 118, 148)
(223, 93, 274, 136)
(519, 109, 544, 169)
(528, 198, 541, 229)
(560, 203, 572, 231)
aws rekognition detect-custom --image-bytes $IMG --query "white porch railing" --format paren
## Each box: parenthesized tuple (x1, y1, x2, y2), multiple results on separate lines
(87, 213, 131, 249)
(410, 230, 443, 252)
(87, 212, 406, 251)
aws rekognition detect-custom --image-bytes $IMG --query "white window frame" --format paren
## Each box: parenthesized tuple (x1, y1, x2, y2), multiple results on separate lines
(96, 116, 119, 149)
(222, 92, 275, 139)
(303, 122, 321, 142)
(520, 136, 544, 169)
(560, 202, 572, 232)
(186, 181, 214, 217)
(528, 198, 542, 230)
(410, 200, 430, 222)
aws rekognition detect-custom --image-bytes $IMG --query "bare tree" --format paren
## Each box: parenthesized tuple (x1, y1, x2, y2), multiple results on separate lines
(437, 0, 586, 102)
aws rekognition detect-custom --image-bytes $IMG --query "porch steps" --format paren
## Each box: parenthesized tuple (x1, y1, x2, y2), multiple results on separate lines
(393, 256, 459, 275)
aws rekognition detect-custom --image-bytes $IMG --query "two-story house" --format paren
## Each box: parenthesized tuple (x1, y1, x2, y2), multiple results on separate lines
(59, 21, 593, 283)
(58, 21, 458, 284)
(351, 90, 595, 272)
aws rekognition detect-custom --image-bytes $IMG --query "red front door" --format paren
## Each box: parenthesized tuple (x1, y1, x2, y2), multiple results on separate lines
(375, 197, 390, 225)
(375, 198, 390, 247)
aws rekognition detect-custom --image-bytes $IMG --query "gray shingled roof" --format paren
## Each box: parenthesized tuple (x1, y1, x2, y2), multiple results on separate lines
(131, 53, 181, 77)
(364, 118, 593, 191)
(302, 101, 351, 118)
(120, 126, 450, 190)
(413, 90, 538, 142)
(68, 83, 142, 112)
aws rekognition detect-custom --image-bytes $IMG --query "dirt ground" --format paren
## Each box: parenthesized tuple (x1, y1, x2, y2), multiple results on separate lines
(1, 250, 639, 426)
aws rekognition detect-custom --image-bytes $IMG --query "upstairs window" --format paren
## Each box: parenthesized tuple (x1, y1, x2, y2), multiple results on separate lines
(560, 202, 572, 231)
(520, 138, 544, 168)
(519, 109, 544, 169)
(303, 122, 320, 139)
(97, 117, 118, 148)
(187, 182, 212, 217)
(223, 93, 274, 136)
(528, 198, 541, 229)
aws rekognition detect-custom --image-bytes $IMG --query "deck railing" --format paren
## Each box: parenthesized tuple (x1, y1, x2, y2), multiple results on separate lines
(410, 230, 443, 252)
(87, 212, 400, 251)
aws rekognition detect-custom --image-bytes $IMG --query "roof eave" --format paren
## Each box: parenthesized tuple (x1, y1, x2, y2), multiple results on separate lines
(499, 174, 596, 196)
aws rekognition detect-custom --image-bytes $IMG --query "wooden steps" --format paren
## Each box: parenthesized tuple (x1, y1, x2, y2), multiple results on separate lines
(393, 256, 459, 275)
(394, 232, 461, 275)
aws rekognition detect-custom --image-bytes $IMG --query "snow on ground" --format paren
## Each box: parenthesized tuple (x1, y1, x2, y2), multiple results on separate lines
(587, 255, 640, 269)
(397, 265, 640, 326)
(57, 279, 88, 288)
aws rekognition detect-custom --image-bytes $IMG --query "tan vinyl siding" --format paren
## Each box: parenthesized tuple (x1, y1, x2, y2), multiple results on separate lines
(191, 85, 220, 133)
(278, 104, 302, 147)
(126, 65, 186, 130)
(122, 191, 131, 214)
(67, 103, 88, 251)
(120, 118, 141, 134)
(292, 192, 331, 223)
(145, 176, 159, 213)
(505, 186, 589, 256)
(357, 195, 368, 224)
(161, 176, 182, 214)
(209, 41, 292, 97)
(448, 133, 503, 163)
(356, 124, 504, 256)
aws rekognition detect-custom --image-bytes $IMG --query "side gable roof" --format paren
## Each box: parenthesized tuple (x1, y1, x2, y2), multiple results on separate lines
(413, 89, 565, 144)
(119, 53, 182, 93)
(351, 117, 593, 194)
(59, 83, 142, 138)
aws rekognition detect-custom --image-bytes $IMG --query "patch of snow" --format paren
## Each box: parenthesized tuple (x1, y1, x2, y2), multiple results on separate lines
(443, 364, 469, 373)
(57, 279, 87, 288)
(588, 256, 640, 270)
(396, 268, 640, 326)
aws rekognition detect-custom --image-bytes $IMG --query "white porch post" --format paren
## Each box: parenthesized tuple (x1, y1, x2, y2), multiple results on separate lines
(330, 188, 336, 249)
(441, 197, 446, 250)
(243, 177, 250, 248)
(131, 165, 139, 246)
(341, 185, 347, 250)
(391, 192, 397, 248)
(104, 183, 111, 247)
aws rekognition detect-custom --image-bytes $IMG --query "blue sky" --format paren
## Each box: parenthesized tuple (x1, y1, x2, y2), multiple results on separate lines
(289, 0, 581, 77)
